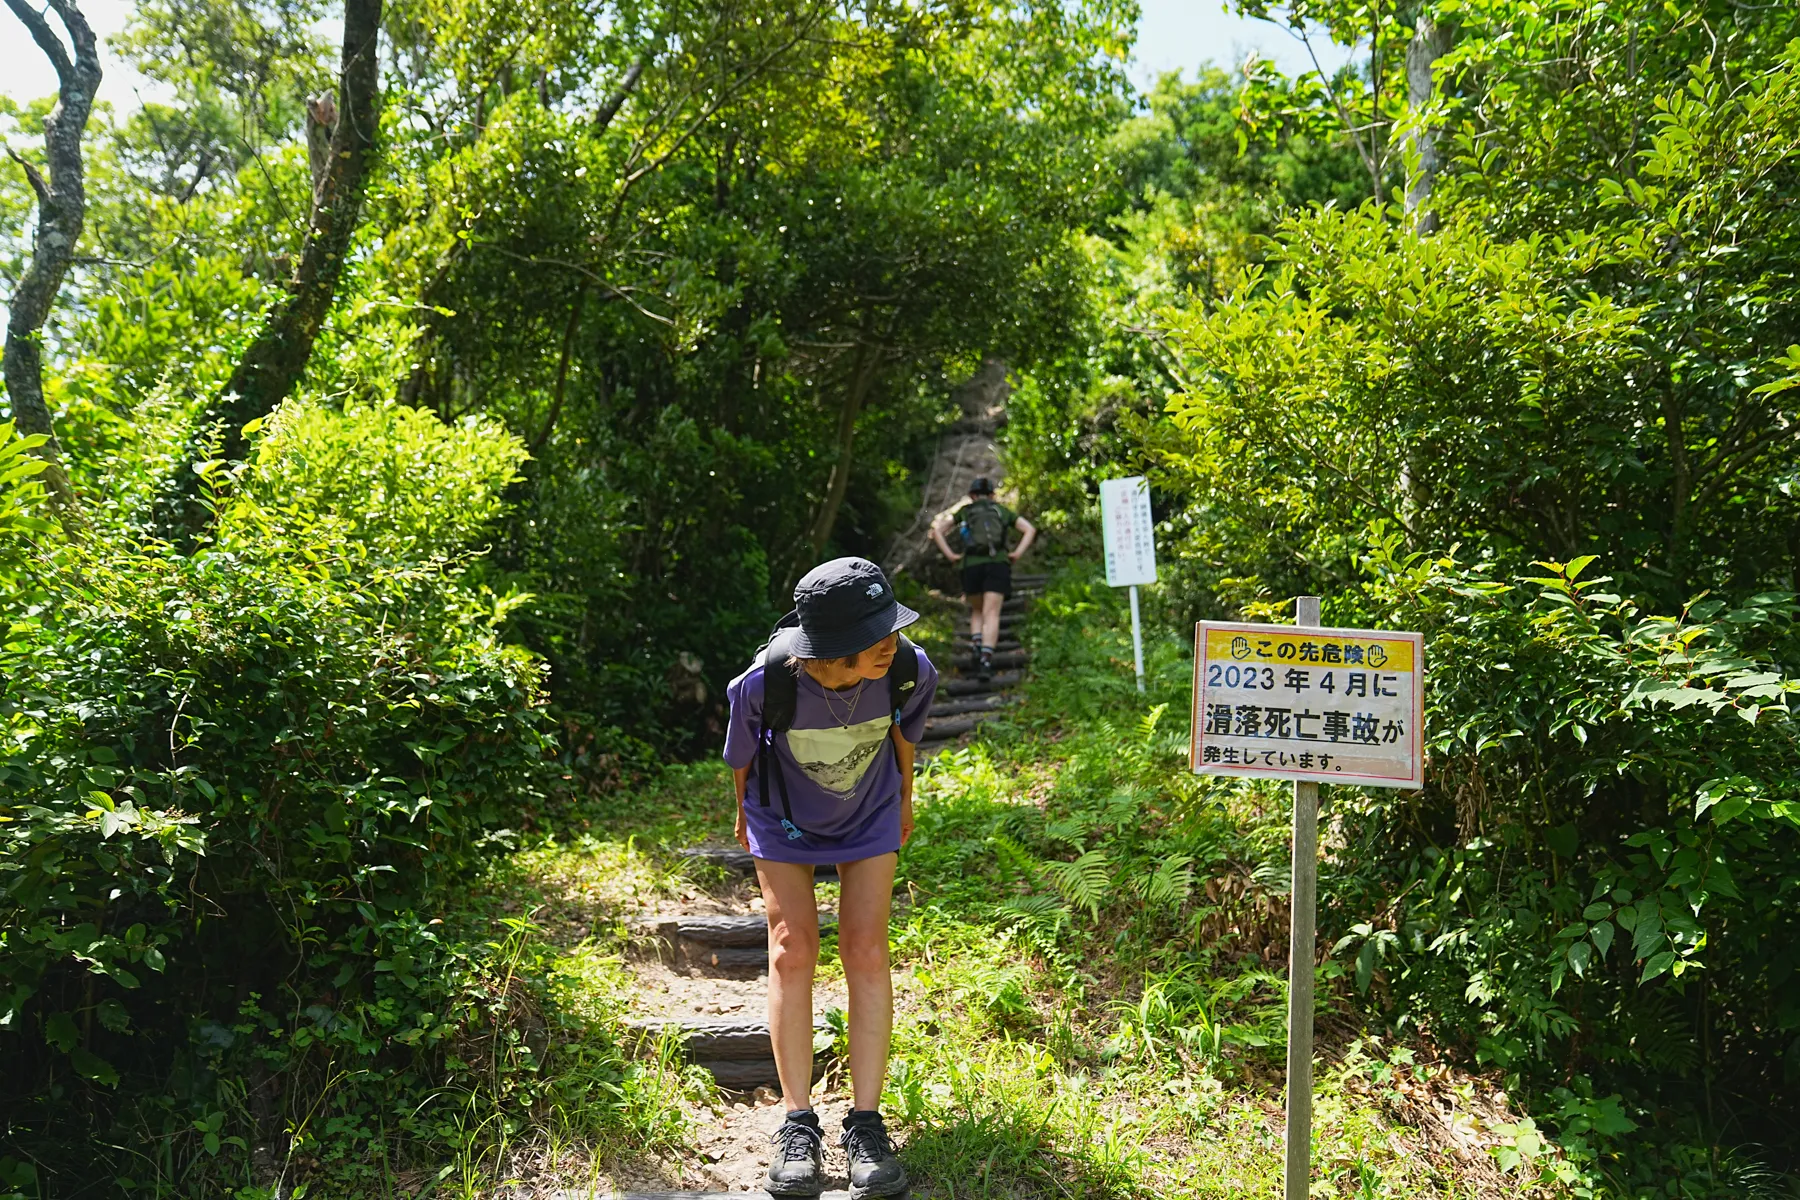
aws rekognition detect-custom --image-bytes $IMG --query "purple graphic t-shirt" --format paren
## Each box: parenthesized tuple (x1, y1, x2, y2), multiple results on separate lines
(723, 645, 938, 864)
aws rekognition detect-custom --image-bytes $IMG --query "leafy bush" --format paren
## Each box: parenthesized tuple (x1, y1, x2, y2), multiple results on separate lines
(238, 400, 529, 562)
(0, 405, 597, 1193)
(1319, 542, 1800, 1183)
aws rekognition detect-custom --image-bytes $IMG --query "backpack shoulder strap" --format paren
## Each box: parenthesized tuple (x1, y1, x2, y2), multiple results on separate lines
(886, 635, 919, 720)
(760, 626, 801, 732)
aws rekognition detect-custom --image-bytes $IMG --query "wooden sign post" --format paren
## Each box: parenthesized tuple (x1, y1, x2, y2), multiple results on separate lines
(1187, 601, 1424, 1199)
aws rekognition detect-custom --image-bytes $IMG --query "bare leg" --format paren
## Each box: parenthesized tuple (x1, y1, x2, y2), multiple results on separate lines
(835, 852, 898, 1113)
(964, 593, 983, 642)
(980, 590, 1005, 649)
(756, 858, 820, 1111)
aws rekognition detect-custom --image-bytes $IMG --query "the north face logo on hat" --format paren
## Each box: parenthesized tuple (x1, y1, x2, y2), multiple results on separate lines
(866, 582, 884, 598)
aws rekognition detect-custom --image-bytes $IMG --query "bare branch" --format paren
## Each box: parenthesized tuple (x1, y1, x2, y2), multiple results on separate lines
(5, 147, 50, 206)
(595, 55, 649, 132)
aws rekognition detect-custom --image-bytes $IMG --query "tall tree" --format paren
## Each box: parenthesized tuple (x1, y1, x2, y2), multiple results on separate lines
(209, 0, 381, 460)
(2, 0, 100, 520)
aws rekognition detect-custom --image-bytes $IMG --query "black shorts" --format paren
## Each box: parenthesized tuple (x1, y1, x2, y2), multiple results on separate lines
(961, 560, 1012, 599)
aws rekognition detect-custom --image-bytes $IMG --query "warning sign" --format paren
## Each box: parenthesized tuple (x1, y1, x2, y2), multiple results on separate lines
(1189, 622, 1424, 789)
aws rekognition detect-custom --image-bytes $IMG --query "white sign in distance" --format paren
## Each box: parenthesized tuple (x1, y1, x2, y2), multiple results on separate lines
(1189, 622, 1425, 789)
(1100, 476, 1157, 587)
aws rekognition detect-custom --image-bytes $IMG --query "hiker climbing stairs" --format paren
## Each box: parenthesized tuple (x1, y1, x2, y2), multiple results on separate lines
(921, 573, 1043, 750)
(608, 573, 1047, 1192)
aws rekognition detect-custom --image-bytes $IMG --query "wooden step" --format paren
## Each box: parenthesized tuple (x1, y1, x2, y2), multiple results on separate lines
(921, 711, 1007, 743)
(624, 1017, 831, 1091)
(952, 649, 1029, 670)
(626, 1017, 827, 1060)
(952, 636, 1021, 651)
(636, 913, 837, 975)
(679, 846, 838, 881)
(939, 672, 1022, 696)
(928, 694, 1016, 719)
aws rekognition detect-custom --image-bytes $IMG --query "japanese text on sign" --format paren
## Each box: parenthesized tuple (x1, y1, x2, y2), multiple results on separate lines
(1189, 623, 1424, 789)
(1100, 476, 1157, 588)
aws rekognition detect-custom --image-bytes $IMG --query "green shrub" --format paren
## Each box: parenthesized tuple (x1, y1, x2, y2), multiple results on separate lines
(237, 400, 529, 562)
(0, 405, 590, 1193)
(1320, 541, 1800, 1186)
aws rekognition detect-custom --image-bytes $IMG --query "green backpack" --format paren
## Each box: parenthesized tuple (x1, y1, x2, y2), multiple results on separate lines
(958, 499, 1009, 558)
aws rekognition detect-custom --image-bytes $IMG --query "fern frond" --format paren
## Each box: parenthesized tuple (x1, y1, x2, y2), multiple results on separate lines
(1045, 849, 1112, 920)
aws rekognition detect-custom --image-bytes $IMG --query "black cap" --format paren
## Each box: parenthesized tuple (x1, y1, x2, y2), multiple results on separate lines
(790, 557, 919, 659)
(969, 476, 995, 495)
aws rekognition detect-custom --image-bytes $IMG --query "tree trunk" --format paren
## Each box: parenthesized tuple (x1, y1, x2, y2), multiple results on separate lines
(211, 0, 382, 461)
(2, 0, 101, 523)
(1403, 10, 1453, 234)
(807, 324, 882, 559)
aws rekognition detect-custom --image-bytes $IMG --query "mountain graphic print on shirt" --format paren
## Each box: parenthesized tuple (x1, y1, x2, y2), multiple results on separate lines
(786, 716, 893, 796)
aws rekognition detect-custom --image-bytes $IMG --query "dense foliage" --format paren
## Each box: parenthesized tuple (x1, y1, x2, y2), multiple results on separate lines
(1010, 0, 1800, 1188)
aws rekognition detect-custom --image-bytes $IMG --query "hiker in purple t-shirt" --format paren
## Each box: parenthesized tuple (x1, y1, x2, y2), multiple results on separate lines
(723, 557, 937, 1198)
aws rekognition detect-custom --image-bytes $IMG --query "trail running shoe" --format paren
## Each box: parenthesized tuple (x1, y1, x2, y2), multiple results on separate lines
(840, 1109, 909, 1198)
(766, 1110, 826, 1197)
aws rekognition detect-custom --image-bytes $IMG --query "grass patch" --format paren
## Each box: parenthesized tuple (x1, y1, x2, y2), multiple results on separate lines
(442, 565, 1570, 1197)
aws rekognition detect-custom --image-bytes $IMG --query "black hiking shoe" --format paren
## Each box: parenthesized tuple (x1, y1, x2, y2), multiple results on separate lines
(840, 1109, 908, 1198)
(767, 1110, 826, 1197)
(977, 648, 994, 680)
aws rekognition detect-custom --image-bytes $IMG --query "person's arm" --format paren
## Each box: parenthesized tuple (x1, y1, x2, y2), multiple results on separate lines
(733, 763, 751, 850)
(890, 725, 916, 846)
(1009, 516, 1037, 562)
(929, 519, 963, 562)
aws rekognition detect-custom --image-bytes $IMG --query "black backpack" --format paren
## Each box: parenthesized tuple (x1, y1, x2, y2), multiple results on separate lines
(753, 613, 919, 843)
(958, 498, 1009, 557)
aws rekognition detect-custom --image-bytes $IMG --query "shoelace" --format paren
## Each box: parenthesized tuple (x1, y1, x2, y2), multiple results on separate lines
(774, 1121, 822, 1162)
(841, 1120, 895, 1161)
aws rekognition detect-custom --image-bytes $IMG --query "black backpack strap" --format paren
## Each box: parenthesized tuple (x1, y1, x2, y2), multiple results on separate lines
(886, 635, 919, 723)
(754, 623, 806, 842)
(760, 624, 800, 734)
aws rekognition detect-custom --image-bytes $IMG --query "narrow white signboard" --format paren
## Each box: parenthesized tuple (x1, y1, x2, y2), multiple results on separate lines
(1099, 476, 1157, 691)
(1188, 621, 1424, 789)
(1099, 476, 1157, 587)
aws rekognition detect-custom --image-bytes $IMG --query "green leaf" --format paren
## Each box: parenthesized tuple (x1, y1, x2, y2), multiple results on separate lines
(1590, 921, 1615, 958)
(69, 1047, 119, 1087)
(44, 1011, 78, 1052)
(1640, 951, 1677, 983)
(1582, 901, 1612, 921)
(1567, 941, 1593, 977)
(1710, 796, 1752, 824)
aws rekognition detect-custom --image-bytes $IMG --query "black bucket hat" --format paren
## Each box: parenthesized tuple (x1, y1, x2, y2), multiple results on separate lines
(789, 557, 919, 660)
(969, 475, 996, 495)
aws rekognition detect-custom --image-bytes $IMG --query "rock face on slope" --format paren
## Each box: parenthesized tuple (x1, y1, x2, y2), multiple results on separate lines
(882, 358, 1010, 580)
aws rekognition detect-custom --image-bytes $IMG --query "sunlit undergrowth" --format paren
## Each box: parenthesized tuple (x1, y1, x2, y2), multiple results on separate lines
(481, 565, 1574, 1198)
